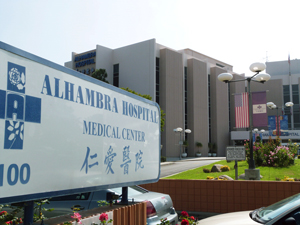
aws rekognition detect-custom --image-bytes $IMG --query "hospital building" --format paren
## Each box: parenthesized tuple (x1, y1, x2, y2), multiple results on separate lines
(64, 39, 300, 157)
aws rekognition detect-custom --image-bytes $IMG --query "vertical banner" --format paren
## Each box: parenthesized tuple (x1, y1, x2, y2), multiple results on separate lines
(252, 91, 267, 127)
(268, 115, 288, 136)
(234, 93, 249, 128)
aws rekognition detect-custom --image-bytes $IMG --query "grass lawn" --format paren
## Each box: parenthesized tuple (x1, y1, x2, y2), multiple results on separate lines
(163, 159, 300, 181)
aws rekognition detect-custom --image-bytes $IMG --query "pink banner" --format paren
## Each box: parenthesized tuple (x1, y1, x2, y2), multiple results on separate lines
(252, 91, 267, 127)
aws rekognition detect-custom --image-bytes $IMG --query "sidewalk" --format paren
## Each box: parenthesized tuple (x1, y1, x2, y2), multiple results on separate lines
(161, 156, 226, 166)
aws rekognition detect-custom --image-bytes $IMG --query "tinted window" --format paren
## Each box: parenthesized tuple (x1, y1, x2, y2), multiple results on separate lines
(51, 193, 90, 201)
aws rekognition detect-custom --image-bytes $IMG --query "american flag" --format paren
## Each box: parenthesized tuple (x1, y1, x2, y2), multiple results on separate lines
(235, 93, 249, 128)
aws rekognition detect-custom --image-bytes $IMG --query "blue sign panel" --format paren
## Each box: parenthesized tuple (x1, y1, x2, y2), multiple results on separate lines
(268, 115, 288, 136)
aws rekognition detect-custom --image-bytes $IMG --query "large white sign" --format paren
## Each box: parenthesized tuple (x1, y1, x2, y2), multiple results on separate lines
(0, 42, 160, 204)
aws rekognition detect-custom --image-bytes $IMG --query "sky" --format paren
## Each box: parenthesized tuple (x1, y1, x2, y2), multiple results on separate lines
(1, 0, 300, 77)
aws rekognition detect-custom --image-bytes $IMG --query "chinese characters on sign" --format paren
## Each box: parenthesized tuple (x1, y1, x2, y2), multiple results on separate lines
(80, 146, 144, 175)
(80, 147, 99, 174)
(105, 146, 117, 174)
(120, 146, 131, 175)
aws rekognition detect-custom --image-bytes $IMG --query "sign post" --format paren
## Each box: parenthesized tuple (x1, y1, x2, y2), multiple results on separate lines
(226, 146, 246, 180)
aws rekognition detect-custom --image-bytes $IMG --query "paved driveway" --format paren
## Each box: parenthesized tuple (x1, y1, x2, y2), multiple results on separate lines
(160, 157, 225, 178)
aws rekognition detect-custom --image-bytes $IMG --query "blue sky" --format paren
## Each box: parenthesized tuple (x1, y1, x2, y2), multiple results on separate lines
(1, 0, 299, 77)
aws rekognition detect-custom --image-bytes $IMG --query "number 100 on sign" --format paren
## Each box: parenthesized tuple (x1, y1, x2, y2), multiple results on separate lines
(0, 164, 30, 186)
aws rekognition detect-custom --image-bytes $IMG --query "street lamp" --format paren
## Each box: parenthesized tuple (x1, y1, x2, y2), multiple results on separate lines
(252, 128, 265, 142)
(173, 127, 192, 160)
(267, 101, 294, 136)
(218, 62, 271, 180)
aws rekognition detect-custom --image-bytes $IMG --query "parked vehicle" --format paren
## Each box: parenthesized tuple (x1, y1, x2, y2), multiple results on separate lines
(199, 193, 300, 225)
(45, 185, 178, 225)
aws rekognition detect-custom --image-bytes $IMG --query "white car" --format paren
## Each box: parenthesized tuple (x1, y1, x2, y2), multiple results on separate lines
(199, 193, 300, 225)
(45, 185, 178, 225)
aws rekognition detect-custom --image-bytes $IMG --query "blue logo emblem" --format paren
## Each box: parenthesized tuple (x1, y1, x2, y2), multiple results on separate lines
(0, 62, 42, 149)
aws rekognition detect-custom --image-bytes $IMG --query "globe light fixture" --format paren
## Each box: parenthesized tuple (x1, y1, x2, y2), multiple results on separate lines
(218, 62, 271, 180)
(217, 73, 233, 83)
(267, 101, 294, 137)
(249, 62, 266, 72)
(255, 73, 271, 83)
(173, 127, 192, 159)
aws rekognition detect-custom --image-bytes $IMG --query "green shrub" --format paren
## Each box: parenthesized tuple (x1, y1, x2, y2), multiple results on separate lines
(244, 138, 297, 167)
(220, 165, 230, 172)
(161, 156, 167, 162)
(203, 168, 210, 173)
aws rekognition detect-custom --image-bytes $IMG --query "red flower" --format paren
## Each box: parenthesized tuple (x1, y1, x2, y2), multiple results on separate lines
(181, 211, 189, 217)
(190, 216, 195, 220)
(181, 219, 189, 225)
(99, 213, 108, 222)
(16, 218, 23, 224)
(0, 211, 7, 216)
(5, 221, 12, 224)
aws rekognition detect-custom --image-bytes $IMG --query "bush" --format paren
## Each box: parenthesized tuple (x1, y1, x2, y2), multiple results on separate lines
(161, 156, 167, 162)
(203, 168, 210, 173)
(244, 138, 297, 167)
(282, 176, 295, 182)
(220, 165, 230, 172)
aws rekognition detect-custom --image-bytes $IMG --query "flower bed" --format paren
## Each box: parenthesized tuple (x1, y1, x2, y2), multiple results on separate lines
(244, 138, 298, 167)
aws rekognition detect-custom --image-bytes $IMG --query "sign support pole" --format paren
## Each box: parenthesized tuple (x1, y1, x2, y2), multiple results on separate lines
(235, 160, 238, 180)
(23, 201, 34, 225)
(121, 187, 128, 204)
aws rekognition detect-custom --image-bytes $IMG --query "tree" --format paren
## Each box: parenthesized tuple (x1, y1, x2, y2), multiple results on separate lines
(195, 142, 203, 153)
(120, 87, 166, 132)
(91, 69, 109, 83)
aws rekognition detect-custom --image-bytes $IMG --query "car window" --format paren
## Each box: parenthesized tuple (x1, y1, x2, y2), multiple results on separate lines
(257, 193, 300, 222)
(274, 208, 300, 225)
(50, 193, 90, 201)
(110, 186, 148, 197)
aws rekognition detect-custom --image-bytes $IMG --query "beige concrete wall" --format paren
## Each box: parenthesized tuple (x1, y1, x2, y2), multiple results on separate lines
(210, 67, 230, 156)
(160, 48, 184, 157)
(187, 58, 209, 156)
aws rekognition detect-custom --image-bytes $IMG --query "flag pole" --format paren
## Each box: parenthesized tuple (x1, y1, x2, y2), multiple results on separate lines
(288, 54, 294, 130)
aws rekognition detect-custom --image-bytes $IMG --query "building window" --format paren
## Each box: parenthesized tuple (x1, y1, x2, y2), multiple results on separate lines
(283, 85, 294, 129)
(208, 74, 211, 143)
(292, 85, 300, 129)
(113, 64, 119, 87)
(156, 58, 160, 104)
(216, 63, 224, 68)
(228, 83, 231, 131)
(184, 67, 188, 140)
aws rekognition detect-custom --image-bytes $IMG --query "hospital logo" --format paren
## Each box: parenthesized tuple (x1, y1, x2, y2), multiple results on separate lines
(0, 62, 42, 149)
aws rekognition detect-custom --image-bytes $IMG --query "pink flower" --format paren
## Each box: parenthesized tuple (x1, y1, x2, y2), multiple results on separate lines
(71, 212, 82, 224)
(99, 213, 108, 222)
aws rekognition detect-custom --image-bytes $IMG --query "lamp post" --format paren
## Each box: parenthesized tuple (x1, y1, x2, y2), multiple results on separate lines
(267, 102, 294, 136)
(173, 127, 192, 159)
(218, 62, 271, 180)
(252, 128, 265, 142)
